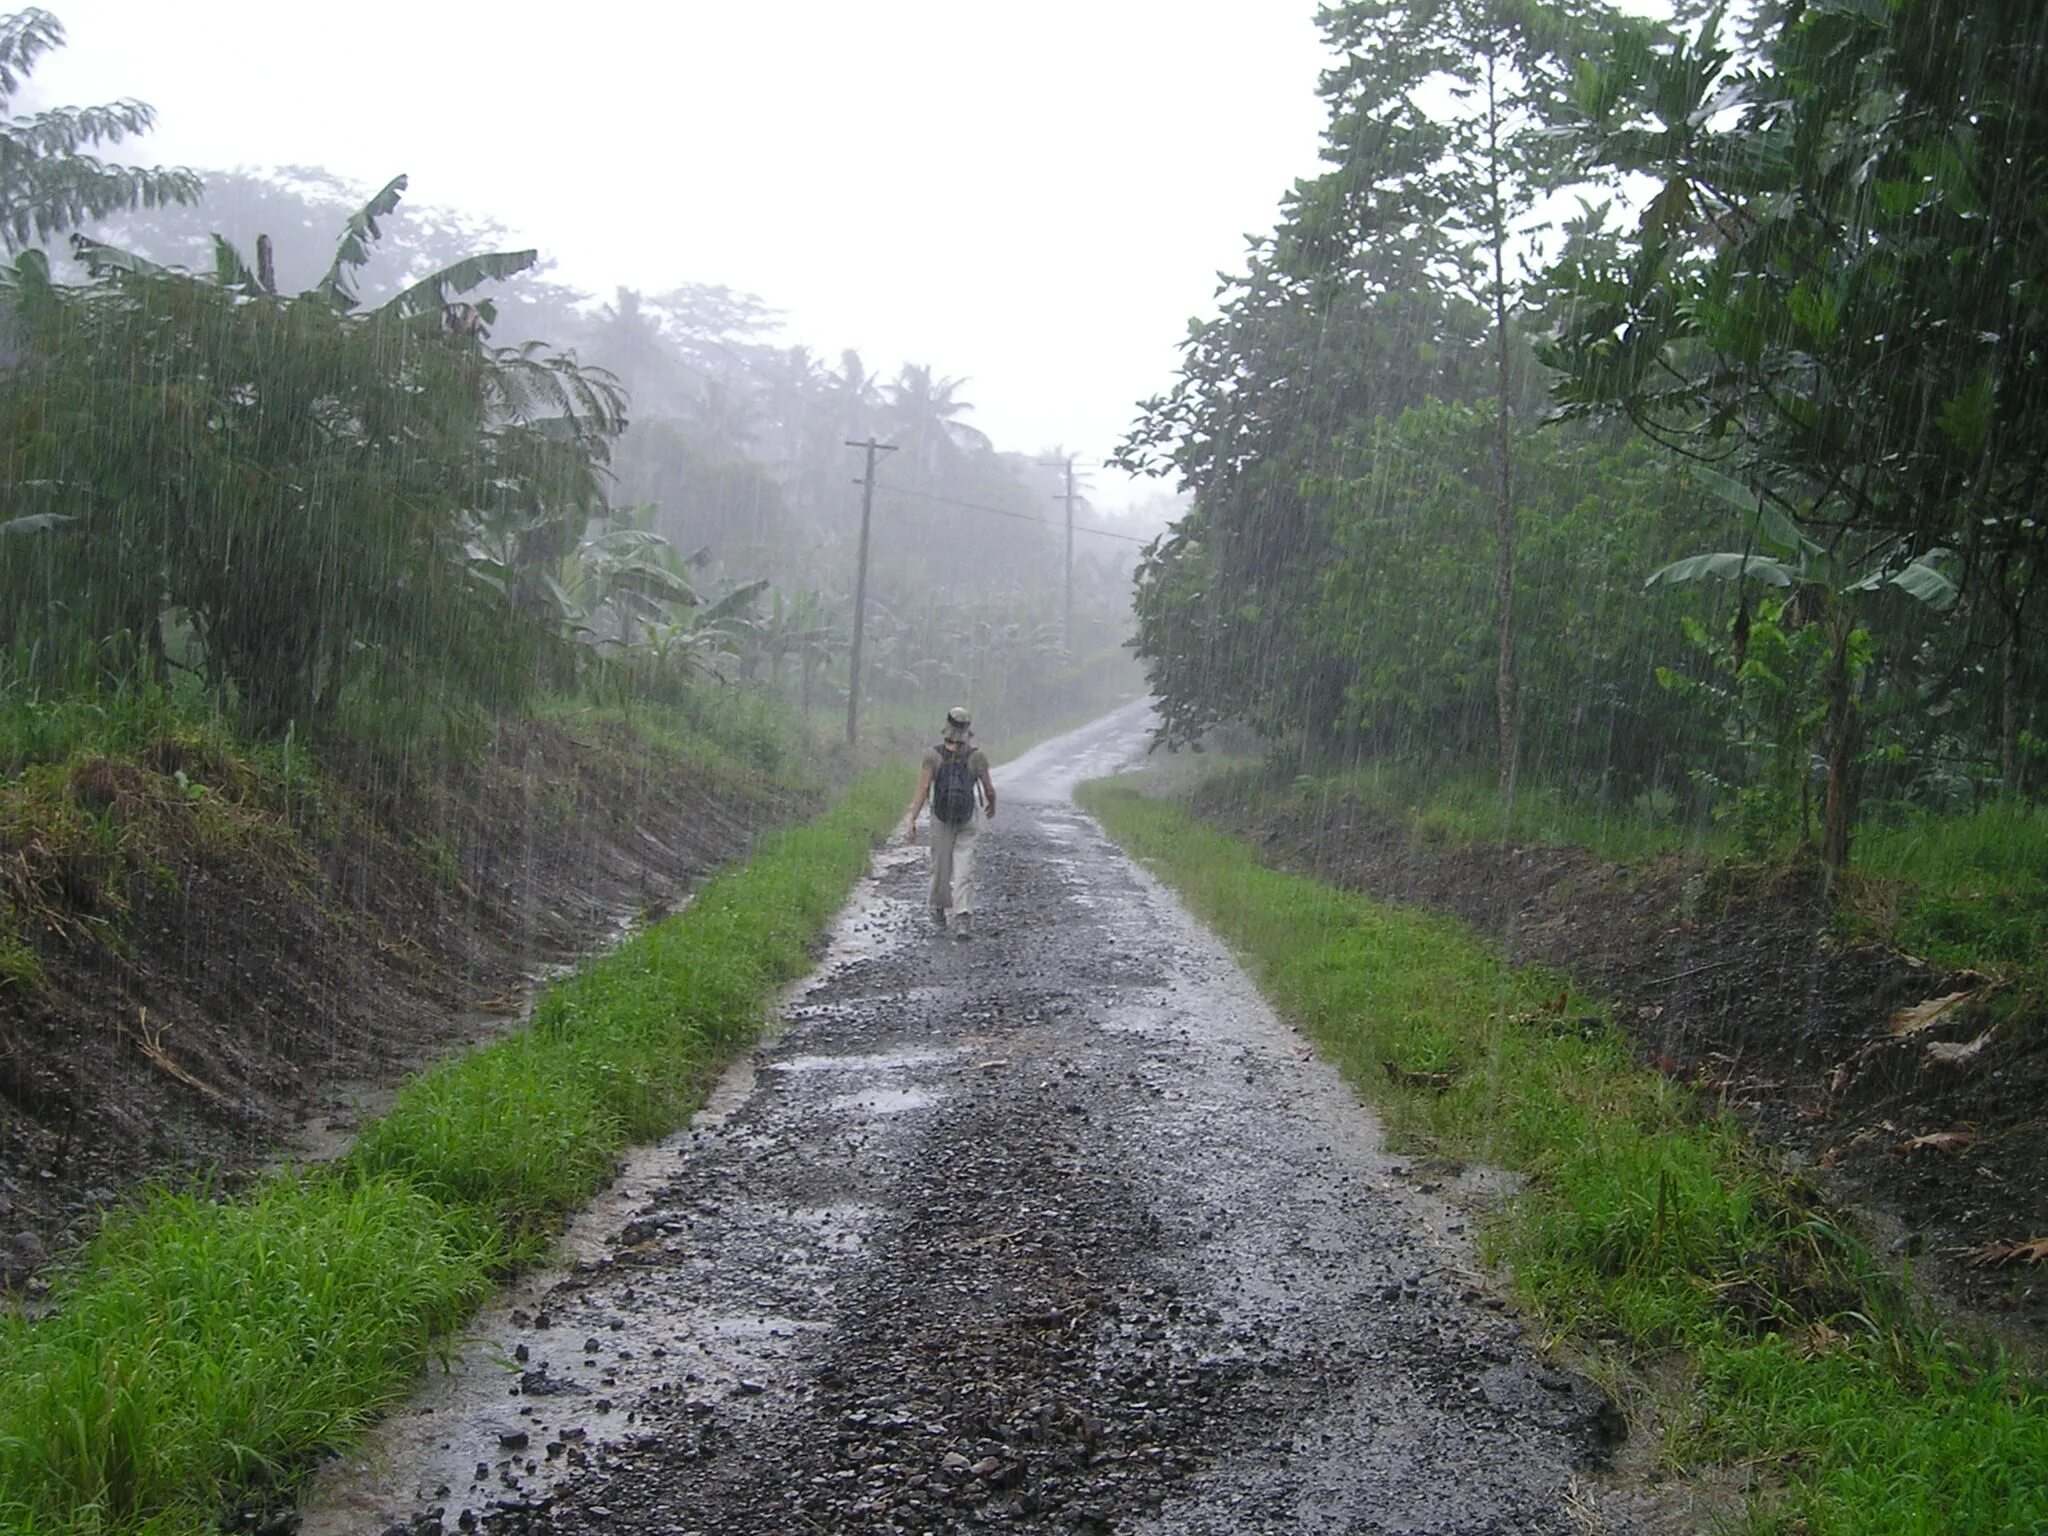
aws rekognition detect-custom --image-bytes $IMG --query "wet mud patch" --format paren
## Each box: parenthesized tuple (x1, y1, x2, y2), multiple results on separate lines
(309, 719, 1705, 1536)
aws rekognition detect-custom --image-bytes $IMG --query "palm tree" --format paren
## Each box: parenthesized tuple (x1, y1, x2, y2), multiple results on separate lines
(595, 287, 691, 418)
(751, 344, 829, 473)
(834, 349, 885, 434)
(884, 363, 992, 476)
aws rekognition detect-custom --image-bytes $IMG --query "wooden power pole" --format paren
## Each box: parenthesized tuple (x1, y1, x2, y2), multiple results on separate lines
(1042, 454, 1078, 652)
(844, 437, 896, 747)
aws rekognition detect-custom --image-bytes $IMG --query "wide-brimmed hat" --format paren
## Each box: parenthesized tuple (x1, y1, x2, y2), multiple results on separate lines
(943, 706, 972, 740)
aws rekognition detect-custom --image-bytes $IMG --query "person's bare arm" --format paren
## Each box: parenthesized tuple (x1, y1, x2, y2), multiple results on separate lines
(978, 768, 997, 820)
(905, 764, 933, 842)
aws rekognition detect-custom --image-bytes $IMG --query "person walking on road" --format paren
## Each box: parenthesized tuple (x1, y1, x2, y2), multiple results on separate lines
(905, 706, 996, 938)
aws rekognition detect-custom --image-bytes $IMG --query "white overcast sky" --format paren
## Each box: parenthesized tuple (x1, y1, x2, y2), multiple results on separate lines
(34, 2, 1335, 510)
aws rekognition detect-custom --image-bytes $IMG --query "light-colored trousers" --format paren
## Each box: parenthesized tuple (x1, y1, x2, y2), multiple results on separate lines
(928, 815, 978, 915)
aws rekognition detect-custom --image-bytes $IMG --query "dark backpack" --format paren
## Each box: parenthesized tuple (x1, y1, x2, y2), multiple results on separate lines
(931, 743, 979, 826)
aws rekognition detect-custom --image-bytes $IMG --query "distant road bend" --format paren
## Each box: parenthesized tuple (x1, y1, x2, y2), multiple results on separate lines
(305, 701, 1672, 1536)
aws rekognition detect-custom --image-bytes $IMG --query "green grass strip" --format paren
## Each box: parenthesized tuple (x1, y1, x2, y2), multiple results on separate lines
(0, 765, 909, 1536)
(1077, 779, 2048, 1536)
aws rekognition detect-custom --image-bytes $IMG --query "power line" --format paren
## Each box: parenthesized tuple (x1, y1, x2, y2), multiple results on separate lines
(875, 481, 1153, 545)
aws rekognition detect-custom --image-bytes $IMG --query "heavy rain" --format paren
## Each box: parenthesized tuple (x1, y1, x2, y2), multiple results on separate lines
(0, 2, 2043, 1533)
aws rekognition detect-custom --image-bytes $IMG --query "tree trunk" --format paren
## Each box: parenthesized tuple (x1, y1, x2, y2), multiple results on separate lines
(1492, 314, 1515, 809)
(2004, 621, 2022, 795)
(1821, 615, 1861, 878)
(1999, 558, 2025, 794)
(1487, 51, 1518, 810)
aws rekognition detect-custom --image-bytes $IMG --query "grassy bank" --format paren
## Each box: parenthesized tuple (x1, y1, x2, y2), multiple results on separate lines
(1201, 755, 2048, 1007)
(0, 765, 907, 1536)
(1078, 779, 2047, 1535)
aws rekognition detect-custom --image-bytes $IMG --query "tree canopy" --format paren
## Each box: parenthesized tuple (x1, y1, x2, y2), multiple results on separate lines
(1118, 0, 2048, 868)
(0, 8, 197, 251)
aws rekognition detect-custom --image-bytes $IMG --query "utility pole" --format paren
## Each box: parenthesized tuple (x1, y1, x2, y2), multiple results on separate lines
(844, 437, 896, 747)
(1042, 454, 1078, 652)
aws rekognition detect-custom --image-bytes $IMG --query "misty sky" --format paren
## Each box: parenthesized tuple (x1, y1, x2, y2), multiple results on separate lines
(33, 2, 1334, 509)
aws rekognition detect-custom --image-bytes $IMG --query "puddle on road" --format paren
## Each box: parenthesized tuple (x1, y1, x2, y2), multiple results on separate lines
(827, 1085, 940, 1115)
(769, 1045, 960, 1074)
(1097, 998, 1188, 1039)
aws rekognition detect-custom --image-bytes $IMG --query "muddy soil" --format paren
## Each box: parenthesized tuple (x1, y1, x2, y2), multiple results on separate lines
(304, 705, 1712, 1536)
(0, 721, 788, 1286)
(1196, 782, 2048, 1351)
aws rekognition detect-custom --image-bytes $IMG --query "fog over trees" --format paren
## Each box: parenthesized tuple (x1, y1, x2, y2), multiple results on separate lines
(4, 20, 1160, 745)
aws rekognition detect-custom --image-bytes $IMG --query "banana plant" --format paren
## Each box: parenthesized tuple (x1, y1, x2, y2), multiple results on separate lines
(647, 578, 771, 680)
(1645, 470, 1959, 610)
(1646, 468, 1959, 872)
(748, 586, 841, 696)
(568, 516, 706, 649)
(4, 176, 624, 725)
(72, 173, 538, 324)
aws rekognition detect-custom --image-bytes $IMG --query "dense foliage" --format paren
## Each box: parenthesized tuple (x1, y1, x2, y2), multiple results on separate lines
(1, 177, 625, 728)
(1, 4, 1151, 750)
(52, 169, 1151, 735)
(1121, 0, 2047, 867)
(0, 9, 196, 251)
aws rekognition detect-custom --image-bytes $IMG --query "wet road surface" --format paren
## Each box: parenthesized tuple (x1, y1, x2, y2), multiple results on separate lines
(303, 703, 1672, 1535)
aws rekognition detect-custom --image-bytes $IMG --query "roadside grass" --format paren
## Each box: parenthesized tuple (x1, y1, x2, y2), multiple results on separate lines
(1078, 779, 2048, 1536)
(1208, 751, 2048, 1016)
(538, 679, 807, 781)
(0, 764, 909, 1536)
(1846, 800, 2048, 1007)
(0, 1176, 495, 1536)
(1201, 755, 1720, 865)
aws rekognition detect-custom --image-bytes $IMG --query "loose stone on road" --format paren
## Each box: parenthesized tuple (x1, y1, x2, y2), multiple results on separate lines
(303, 703, 1675, 1535)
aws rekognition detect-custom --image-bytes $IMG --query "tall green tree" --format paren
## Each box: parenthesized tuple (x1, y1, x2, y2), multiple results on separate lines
(1320, 0, 1631, 799)
(0, 8, 196, 251)
(1544, 0, 2048, 849)
(1119, 0, 1626, 764)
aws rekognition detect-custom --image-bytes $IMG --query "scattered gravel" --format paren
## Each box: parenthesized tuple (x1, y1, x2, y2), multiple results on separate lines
(302, 705, 1706, 1535)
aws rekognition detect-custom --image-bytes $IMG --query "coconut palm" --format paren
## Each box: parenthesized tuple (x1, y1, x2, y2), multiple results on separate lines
(884, 363, 992, 476)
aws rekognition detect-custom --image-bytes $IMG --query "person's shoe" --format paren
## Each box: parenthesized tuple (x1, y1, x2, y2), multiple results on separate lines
(952, 911, 974, 940)
(929, 907, 948, 931)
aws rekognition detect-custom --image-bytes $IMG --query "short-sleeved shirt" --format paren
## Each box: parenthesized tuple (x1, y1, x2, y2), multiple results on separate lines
(923, 742, 989, 777)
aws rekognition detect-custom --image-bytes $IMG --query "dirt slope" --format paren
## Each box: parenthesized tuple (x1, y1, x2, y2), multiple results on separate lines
(1196, 785, 2048, 1352)
(0, 722, 790, 1286)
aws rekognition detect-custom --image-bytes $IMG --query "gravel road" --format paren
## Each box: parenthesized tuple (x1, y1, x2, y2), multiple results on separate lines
(302, 702, 1689, 1535)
